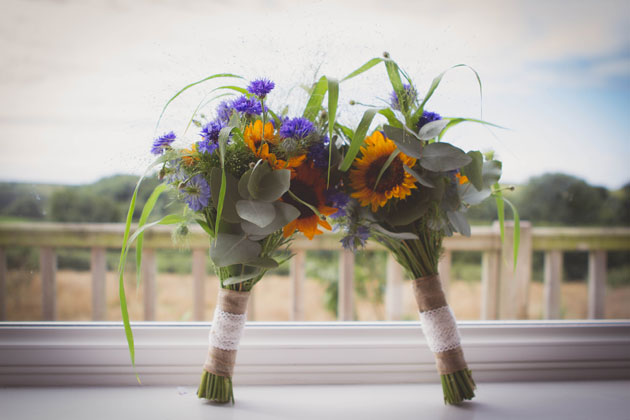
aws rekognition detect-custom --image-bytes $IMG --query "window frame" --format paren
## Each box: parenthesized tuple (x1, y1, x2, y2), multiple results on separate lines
(1, 320, 629, 386)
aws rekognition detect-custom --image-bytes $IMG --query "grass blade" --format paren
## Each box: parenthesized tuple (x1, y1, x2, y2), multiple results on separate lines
(214, 124, 237, 236)
(341, 57, 383, 82)
(493, 183, 505, 243)
(339, 108, 378, 171)
(155, 73, 243, 131)
(503, 196, 521, 270)
(303, 76, 328, 121)
(135, 183, 168, 286)
(438, 117, 506, 140)
(327, 77, 339, 186)
(373, 149, 400, 191)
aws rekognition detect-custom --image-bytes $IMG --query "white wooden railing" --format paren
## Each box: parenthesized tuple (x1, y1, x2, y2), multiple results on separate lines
(0, 222, 628, 321)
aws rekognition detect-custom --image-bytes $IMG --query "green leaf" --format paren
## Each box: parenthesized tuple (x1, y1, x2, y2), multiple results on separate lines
(303, 76, 328, 121)
(340, 108, 378, 171)
(235, 200, 276, 228)
(482, 160, 503, 187)
(209, 233, 262, 267)
(420, 142, 472, 172)
(437, 117, 506, 141)
(327, 77, 339, 185)
(223, 266, 263, 285)
(210, 168, 240, 223)
(447, 210, 471, 237)
(214, 124, 239, 235)
(341, 57, 384, 82)
(461, 151, 484, 191)
(196, 218, 213, 236)
(248, 165, 291, 202)
(241, 202, 300, 236)
(373, 149, 400, 191)
(372, 224, 418, 240)
(378, 108, 403, 128)
(458, 183, 491, 205)
(403, 164, 435, 188)
(411, 64, 482, 128)
(385, 60, 405, 109)
(494, 184, 505, 243)
(156, 73, 243, 130)
(383, 125, 422, 158)
(135, 183, 168, 287)
(418, 119, 451, 140)
(503, 196, 521, 270)
(246, 257, 279, 269)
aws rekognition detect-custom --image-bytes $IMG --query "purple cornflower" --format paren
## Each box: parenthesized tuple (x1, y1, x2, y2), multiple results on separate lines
(308, 137, 329, 168)
(340, 225, 370, 252)
(151, 131, 176, 155)
(181, 175, 211, 211)
(231, 95, 263, 115)
(198, 119, 224, 155)
(416, 111, 442, 131)
(279, 117, 315, 139)
(390, 84, 417, 111)
(247, 78, 275, 99)
(216, 100, 233, 122)
(326, 190, 350, 218)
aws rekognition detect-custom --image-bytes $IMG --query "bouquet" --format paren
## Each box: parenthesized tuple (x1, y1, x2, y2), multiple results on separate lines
(332, 53, 518, 405)
(118, 75, 343, 403)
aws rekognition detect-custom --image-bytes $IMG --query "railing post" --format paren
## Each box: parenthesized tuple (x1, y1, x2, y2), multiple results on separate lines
(496, 221, 532, 319)
(192, 248, 206, 321)
(481, 250, 500, 320)
(338, 249, 355, 321)
(543, 250, 563, 319)
(438, 250, 452, 298)
(0, 247, 6, 320)
(385, 254, 403, 320)
(90, 247, 107, 321)
(290, 250, 306, 321)
(588, 250, 607, 319)
(40, 247, 56, 321)
(142, 248, 156, 321)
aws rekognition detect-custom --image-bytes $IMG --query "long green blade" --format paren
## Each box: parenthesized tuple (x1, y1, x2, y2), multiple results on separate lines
(155, 73, 243, 130)
(303, 76, 328, 121)
(341, 57, 383, 82)
(503, 197, 521, 270)
(438, 117, 506, 140)
(339, 108, 378, 171)
(493, 183, 505, 243)
(327, 77, 339, 186)
(373, 149, 400, 191)
(135, 183, 168, 286)
(214, 125, 237, 236)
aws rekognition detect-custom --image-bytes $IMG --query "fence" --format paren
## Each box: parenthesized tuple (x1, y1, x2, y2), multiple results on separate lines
(0, 222, 629, 321)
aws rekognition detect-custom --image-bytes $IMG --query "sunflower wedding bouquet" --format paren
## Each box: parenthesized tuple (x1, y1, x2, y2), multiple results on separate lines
(330, 54, 518, 405)
(118, 75, 342, 403)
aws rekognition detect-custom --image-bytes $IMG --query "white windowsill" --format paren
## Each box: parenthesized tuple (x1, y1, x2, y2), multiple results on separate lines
(1, 321, 629, 386)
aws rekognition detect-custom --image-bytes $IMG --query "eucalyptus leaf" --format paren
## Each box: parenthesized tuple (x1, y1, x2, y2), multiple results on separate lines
(223, 265, 263, 285)
(241, 202, 300, 236)
(482, 160, 503, 187)
(246, 257, 279, 269)
(403, 164, 435, 188)
(238, 169, 252, 200)
(420, 142, 472, 172)
(236, 200, 276, 228)
(257, 169, 291, 202)
(247, 161, 272, 198)
(441, 182, 461, 212)
(447, 211, 471, 237)
(418, 119, 450, 140)
(459, 183, 491, 205)
(383, 124, 422, 158)
(461, 151, 484, 191)
(209, 233, 261, 267)
(372, 224, 418, 240)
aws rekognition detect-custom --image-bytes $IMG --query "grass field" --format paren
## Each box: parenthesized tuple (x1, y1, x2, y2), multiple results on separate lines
(4, 269, 630, 321)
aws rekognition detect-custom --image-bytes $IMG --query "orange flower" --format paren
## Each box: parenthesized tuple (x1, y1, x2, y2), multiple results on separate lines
(349, 131, 417, 212)
(456, 172, 469, 185)
(281, 164, 337, 240)
(182, 143, 200, 166)
(244, 120, 306, 172)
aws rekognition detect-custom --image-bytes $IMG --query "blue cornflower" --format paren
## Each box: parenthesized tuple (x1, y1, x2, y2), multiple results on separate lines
(340, 225, 370, 252)
(181, 175, 211, 211)
(197, 140, 219, 155)
(390, 84, 417, 111)
(416, 111, 442, 131)
(308, 137, 330, 168)
(247, 78, 275, 99)
(231, 95, 263, 115)
(216, 100, 233, 122)
(198, 119, 224, 155)
(279, 117, 315, 139)
(326, 190, 350, 218)
(151, 131, 176, 155)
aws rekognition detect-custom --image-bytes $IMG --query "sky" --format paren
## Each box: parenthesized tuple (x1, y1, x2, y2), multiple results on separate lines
(0, 0, 628, 189)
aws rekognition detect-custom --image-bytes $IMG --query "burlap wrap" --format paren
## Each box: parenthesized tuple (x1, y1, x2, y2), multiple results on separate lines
(203, 288, 250, 377)
(412, 275, 468, 375)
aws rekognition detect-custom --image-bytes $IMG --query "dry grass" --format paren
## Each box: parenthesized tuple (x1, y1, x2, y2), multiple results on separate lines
(5, 270, 630, 321)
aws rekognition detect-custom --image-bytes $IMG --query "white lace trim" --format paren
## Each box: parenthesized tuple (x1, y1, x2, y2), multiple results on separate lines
(209, 307, 247, 351)
(419, 305, 461, 353)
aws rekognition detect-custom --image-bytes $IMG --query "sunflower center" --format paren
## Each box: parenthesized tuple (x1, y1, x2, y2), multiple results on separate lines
(282, 180, 318, 219)
(365, 154, 405, 193)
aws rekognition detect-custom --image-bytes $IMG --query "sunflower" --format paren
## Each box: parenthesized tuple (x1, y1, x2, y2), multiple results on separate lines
(282, 164, 337, 240)
(349, 130, 417, 212)
(244, 120, 305, 171)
